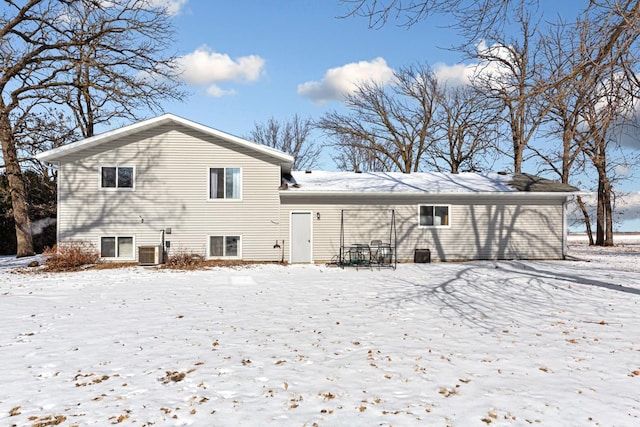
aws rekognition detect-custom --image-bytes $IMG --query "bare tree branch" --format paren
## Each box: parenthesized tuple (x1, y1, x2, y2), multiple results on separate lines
(318, 64, 440, 173)
(247, 115, 322, 171)
(0, 0, 184, 256)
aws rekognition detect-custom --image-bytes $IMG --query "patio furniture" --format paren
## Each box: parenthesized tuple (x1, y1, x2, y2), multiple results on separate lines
(348, 243, 371, 269)
(337, 209, 397, 270)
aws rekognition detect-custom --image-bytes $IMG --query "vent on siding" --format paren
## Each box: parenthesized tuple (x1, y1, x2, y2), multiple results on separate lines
(138, 246, 162, 265)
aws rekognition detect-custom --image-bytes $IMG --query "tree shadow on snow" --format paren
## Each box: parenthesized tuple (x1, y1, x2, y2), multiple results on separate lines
(373, 261, 639, 331)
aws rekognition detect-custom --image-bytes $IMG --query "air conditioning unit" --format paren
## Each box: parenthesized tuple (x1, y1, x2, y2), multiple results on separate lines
(138, 245, 163, 265)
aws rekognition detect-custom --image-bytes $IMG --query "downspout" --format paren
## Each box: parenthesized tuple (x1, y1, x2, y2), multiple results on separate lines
(563, 195, 574, 259)
(160, 229, 165, 263)
(55, 161, 61, 248)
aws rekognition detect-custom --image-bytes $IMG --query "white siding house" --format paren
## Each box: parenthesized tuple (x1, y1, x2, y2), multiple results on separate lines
(37, 114, 293, 262)
(280, 171, 572, 262)
(37, 114, 578, 264)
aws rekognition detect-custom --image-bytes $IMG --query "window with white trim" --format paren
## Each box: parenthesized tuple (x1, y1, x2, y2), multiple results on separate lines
(209, 167, 241, 199)
(101, 166, 134, 189)
(209, 235, 241, 258)
(419, 205, 450, 227)
(101, 236, 134, 258)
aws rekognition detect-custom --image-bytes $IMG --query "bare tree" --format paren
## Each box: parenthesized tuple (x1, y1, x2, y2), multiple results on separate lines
(530, 22, 596, 241)
(340, 0, 516, 36)
(13, 111, 79, 173)
(534, 11, 640, 245)
(55, 1, 184, 138)
(535, 23, 587, 184)
(341, 0, 640, 82)
(576, 1, 640, 91)
(331, 135, 387, 172)
(0, 0, 183, 256)
(469, 8, 550, 173)
(317, 65, 440, 173)
(247, 115, 322, 171)
(431, 84, 499, 173)
(342, 0, 640, 243)
(575, 64, 638, 246)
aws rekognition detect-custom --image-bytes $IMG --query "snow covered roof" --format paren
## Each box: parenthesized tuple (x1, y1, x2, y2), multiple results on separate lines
(282, 171, 578, 196)
(35, 113, 294, 167)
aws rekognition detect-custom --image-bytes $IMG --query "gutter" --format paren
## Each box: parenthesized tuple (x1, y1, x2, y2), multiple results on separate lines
(279, 190, 580, 198)
(562, 195, 574, 259)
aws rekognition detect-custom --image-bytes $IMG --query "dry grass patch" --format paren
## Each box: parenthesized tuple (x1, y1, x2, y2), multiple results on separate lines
(162, 252, 285, 270)
(42, 241, 100, 272)
(91, 262, 138, 270)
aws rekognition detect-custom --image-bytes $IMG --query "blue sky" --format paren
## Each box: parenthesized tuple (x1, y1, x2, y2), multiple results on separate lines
(153, 0, 639, 231)
(160, 1, 590, 157)
(163, 1, 464, 136)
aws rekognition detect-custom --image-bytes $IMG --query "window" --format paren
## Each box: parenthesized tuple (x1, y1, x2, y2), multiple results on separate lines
(209, 167, 241, 199)
(101, 236, 134, 258)
(209, 235, 241, 258)
(419, 205, 450, 227)
(101, 167, 134, 189)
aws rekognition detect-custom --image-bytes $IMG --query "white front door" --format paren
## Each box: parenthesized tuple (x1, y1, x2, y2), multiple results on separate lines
(290, 212, 312, 263)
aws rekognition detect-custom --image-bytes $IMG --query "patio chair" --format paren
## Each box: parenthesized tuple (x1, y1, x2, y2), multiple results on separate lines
(371, 240, 392, 266)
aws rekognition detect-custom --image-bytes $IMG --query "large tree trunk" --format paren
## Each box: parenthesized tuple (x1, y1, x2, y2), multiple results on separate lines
(602, 175, 614, 246)
(595, 169, 605, 246)
(576, 195, 595, 245)
(0, 110, 34, 257)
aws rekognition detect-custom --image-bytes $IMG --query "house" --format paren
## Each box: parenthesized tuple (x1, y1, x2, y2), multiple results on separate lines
(36, 114, 578, 264)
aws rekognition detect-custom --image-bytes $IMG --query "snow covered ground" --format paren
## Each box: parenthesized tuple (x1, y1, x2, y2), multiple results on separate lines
(1, 245, 639, 426)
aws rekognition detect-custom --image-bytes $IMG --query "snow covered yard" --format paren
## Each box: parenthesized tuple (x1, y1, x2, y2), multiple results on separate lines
(1, 248, 639, 426)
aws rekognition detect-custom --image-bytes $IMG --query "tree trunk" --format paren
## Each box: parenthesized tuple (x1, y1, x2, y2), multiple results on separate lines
(576, 195, 595, 245)
(602, 175, 614, 246)
(511, 120, 524, 173)
(0, 110, 34, 257)
(595, 173, 605, 246)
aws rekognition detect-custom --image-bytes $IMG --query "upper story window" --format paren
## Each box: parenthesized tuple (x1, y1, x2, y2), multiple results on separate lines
(419, 205, 450, 227)
(209, 167, 241, 200)
(101, 166, 134, 189)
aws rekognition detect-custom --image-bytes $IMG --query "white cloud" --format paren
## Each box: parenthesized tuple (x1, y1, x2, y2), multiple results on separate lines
(177, 45, 266, 97)
(146, 0, 188, 16)
(618, 192, 640, 221)
(568, 191, 640, 228)
(206, 85, 237, 98)
(615, 164, 631, 176)
(613, 98, 640, 150)
(434, 41, 514, 88)
(434, 63, 475, 86)
(298, 57, 394, 104)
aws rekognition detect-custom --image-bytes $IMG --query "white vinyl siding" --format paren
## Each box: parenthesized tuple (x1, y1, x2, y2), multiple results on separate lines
(52, 119, 568, 263)
(55, 123, 283, 262)
(279, 194, 567, 262)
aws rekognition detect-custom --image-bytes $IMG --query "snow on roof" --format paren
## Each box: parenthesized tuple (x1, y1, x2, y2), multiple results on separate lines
(284, 171, 577, 195)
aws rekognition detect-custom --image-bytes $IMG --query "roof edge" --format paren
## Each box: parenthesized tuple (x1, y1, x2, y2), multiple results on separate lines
(279, 190, 578, 197)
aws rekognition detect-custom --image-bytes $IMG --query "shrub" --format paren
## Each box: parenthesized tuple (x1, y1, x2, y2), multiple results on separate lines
(163, 252, 206, 270)
(43, 241, 100, 271)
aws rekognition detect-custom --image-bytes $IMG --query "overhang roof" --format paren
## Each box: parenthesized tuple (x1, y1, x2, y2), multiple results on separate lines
(35, 113, 295, 167)
(280, 171, 579, 196)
